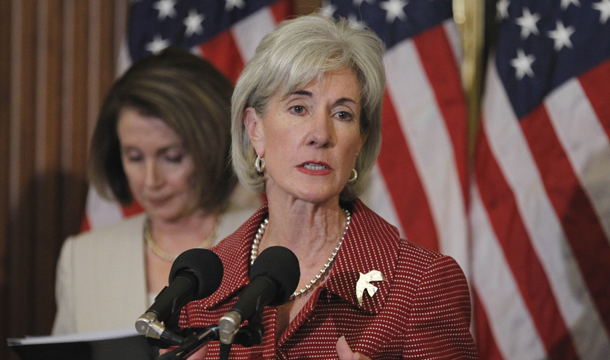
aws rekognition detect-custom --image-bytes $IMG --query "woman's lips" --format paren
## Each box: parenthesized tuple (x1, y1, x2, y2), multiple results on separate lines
(146, 196, 170, 207)
(298, 162, 332, 175)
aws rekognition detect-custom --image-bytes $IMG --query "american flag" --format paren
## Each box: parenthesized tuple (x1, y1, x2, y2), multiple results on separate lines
(472, 0, 610, 359)
(328, 0, 471, 287)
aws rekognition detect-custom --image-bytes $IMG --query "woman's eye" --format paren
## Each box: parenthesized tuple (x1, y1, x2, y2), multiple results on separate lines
(165, 154, 183, 163)
(123, 150, 143, 162)
(126, 156, 142, 162)
(290, 105, 306, 115)
(336, 111, 353, 121)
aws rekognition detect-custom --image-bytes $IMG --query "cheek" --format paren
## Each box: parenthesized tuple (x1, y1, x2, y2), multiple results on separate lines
(173, 162, 196, 189)
(122, 162, 144, 186)
(344, 132, 365, 161)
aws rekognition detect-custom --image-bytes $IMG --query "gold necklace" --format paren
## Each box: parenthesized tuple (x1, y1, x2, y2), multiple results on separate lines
(250, 208, 351, 301)
(144, 215, 220, 262)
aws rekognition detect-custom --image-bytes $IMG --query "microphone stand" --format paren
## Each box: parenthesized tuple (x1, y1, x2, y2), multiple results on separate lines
(219, 312, 265, 360)
(156, 326, 220, 360)
(156, 314, 265, 360)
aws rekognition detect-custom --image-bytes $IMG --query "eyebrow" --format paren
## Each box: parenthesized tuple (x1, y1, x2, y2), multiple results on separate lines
(290, 91, 358, 105)
(292, 90, 312, 97)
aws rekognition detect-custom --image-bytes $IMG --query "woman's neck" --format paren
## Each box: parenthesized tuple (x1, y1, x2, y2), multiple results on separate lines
(149, 209, 220, 253)
(260, 196, 346, 267)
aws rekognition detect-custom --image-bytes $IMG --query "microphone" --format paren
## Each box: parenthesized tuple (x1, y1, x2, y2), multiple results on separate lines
(218, 246, 300, 345)
(135, 248, 223, 345)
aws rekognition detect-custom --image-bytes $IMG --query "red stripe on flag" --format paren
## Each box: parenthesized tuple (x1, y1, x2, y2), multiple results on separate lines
(121, 200, 145, 218)
(475, 131, 579, 358)
(378, 91, 439, 251)
(412, 25, 469, 205)
(269, 0, 292, 24)
(81, 215, 91, 233)
(199, 31, 245, 84)
(521, 105, 610, 333)
(578, 59, 610, 140)
(473, 291, 505, 360)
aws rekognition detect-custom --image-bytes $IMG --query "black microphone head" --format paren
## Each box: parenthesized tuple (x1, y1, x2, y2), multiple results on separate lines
(250, 246, 300, 306)
(169, 248, 224, 299)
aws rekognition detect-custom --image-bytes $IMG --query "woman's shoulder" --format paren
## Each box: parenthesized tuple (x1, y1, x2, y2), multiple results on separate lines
(64, 213, 147, 250)
(216, 204, 260, 243)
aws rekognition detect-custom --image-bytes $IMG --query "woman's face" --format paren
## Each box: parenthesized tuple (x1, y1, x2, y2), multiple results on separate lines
(117, 107, 198, 222)
(245, 68, 367, 205)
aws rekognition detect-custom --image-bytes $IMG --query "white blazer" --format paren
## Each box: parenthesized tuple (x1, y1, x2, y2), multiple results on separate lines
(52, 205, 257, 335)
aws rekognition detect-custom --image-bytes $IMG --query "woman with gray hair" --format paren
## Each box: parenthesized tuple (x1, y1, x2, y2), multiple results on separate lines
(175, 13, 477, 360)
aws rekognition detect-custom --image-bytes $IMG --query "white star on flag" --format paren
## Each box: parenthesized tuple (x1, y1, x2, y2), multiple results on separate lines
(516, 7, 540, 39)
(225, 0, 246, 11)
(561, 0, 580, 10)
(321, 1, 338, 17)
(183, 9, 205, 37)
(353, 0, 375, 6)
(593, 0, 610, 24)
(145, 34, 170, 54)
(348, 13, 367, 29)
(496, 0, 510, 21)
(547, 20, 575, 51)
(511, 48, 536, 80)
(152, 0, 177, 20)
(379, 0, 408, 23)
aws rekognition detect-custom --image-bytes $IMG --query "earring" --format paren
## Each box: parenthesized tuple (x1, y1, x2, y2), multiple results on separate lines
(348, 168, 358, 182)
(255, 155, 266, 173)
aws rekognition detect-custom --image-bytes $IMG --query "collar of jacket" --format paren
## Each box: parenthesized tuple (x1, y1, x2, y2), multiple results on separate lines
(192, 199, 402, 315)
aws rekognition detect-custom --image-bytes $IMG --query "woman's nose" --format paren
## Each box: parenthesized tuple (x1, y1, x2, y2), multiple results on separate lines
(144, 160, 163, 188)
(307, 113, 335, 148)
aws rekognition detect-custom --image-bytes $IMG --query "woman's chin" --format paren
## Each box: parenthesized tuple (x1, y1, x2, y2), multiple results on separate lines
(288, 190, 342, 206)
(146, 208, 186, 223)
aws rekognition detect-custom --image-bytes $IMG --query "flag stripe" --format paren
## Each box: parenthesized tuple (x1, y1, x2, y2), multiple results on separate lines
(442, 21, 463, 66)
(579, 60, 610, 140)
(360, 165, 404, 237)
(84, 185, 124, 230)
(268, 0, 291, 24)
(542, 82, 610, 335)
(120, 201, 144, 218)
(481, 63, 610, 359)
(472, 291, 504, 360)
(385, 29, 468, 268)
(199, 31, 245, 84)
(471, 186, 547, 360)
(412, 25, 468, 202)
(546, 72, 610, 241)
(231, 7, 277, 62)
(520, 104, 610, 351)
(475, 122, 579, 359)
(377, 91, 439, 251)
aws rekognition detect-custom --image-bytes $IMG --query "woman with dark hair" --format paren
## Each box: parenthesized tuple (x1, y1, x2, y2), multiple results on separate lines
(52, 48, 259, 335)
(173, 14, 478, 360)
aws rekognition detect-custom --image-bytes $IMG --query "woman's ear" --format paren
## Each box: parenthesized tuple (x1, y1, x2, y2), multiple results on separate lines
(244, 107, 265, 156)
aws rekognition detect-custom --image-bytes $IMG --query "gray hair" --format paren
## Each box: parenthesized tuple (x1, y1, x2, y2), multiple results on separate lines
(231, 13, 386, 201)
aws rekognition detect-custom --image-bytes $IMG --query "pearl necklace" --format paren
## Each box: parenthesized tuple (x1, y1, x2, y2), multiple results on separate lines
(250, 208, 351, 301)
(144, 216, 219, 262)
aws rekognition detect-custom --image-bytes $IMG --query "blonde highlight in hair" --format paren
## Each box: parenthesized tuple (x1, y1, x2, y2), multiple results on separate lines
(231, 13, 386, 201)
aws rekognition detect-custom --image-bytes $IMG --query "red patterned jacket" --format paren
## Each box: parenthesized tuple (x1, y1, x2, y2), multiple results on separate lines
(179, 199, 478, 359)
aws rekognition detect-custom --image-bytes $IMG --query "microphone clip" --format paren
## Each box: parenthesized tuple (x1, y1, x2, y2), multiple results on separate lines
(218, 311, 264, 347)
(136, 312, 185, 348)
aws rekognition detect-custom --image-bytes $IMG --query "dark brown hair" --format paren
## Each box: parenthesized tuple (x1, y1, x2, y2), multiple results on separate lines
(88, 47, 236, 212)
